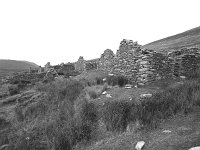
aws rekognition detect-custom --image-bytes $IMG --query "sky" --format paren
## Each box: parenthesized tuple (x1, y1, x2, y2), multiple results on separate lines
(0, 0, 200, 66)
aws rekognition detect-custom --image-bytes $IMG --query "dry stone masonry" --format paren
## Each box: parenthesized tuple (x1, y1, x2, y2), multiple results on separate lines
(98, 49, 115, 72)
(73, 39, 200, 85)
(5, 39, 200, 85)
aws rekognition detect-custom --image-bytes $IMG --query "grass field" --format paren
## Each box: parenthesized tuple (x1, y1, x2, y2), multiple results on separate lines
(143, 26, 200, 52)
(1, 70, 200, 150)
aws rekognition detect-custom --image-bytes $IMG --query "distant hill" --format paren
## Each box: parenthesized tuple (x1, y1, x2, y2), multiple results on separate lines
(0, 59, 39, 77)
(143, 26, 200, 52)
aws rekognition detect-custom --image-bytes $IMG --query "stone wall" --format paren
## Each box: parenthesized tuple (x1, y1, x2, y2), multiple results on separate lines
(6, 73, 46, 84)
(85, 59, 99, 71)
(111, 39, 141, 82)
(74, 56, 86, 73)
(98, 49, 115, 72)
(73, 39, 200, 85)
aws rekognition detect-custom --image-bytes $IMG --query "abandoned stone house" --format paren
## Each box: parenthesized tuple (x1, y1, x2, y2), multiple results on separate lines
(27, 39, 200, 85)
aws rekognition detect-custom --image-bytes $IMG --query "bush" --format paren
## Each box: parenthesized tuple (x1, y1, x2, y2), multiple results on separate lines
(102, 100, 132, 132)
(8, 85, 19, 96)
(88, 90, 98, 99)
(106, 75, 118, 86)
(106, 75, 128, 87)
(136, 80, 200, 129)
(73, 99, 98, 142)
(14, 105, 24, 122)
(39, 79, 84, 105)
(34, 82, 48, 92)
(24, 101, 47, 120)
(99, 79, 200, 131)
(118, 76, 128, 87)
(96, 77, 103, 85)
(9, 121, 49, 150)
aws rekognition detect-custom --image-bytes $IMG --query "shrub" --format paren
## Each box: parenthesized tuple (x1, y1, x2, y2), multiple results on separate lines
(73, 99, 98, 142)
(96, 77, 103, 85)
(106, 75, 128, 87)
(0, 117, 10, 147)
(8, 85, 19, 96)
(9, 121, 49, 150)
(117, 76, 128, 87)
(102, 100, 132, 132)
(24, 101, 47, 120)
(14, 105, 24, 122)
(88, 90, 98, 99)
(136, 80, 200, 129)
(106, 75, 118, 86)
(184, 68, 200, 79)
(34, 82, 48, 92)
(40, 79, 84, 105)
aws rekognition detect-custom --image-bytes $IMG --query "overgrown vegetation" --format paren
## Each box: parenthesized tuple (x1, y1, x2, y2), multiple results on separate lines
(2, 68, 200, 150)
(88, 90, 98, 99)
(101, 78, 200, 132)
(106, 75, 129, 87)
(7, 79, 99, 150)
(102, 100, 132, 132)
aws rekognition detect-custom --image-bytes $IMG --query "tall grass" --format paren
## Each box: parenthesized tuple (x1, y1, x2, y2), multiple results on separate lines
(102, 100, 132, 132)
(9, 79, 99, 150)
(106, 75, 129, 87)
(100, 79, 200, 132)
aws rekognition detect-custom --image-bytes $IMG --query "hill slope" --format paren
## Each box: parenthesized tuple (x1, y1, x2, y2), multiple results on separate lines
(0, 59, 39, 77)
(143, 26, 200, 52)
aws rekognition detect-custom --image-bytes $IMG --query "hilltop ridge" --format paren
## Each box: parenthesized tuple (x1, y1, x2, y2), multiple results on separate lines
(143, 26, 200, 52)
(0, 59, 39, 77)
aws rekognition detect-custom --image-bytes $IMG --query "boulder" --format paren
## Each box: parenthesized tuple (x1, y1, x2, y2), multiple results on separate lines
(135, 141, 145, 150)
(188, 147, 200, 150)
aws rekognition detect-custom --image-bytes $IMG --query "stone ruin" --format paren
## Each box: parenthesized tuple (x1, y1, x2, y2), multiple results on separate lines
(6, 39, 199, 85)
(74, 56, 86, 73)
(74, 39, 200, 85)
(74, 56, 99, 72)
(85, 59, 99, 71)
(98, 49, 115, 72)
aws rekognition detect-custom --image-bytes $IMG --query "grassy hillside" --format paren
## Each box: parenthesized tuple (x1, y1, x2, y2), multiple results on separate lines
(143, 26, 200, 52)
(0, 59, 39, 77)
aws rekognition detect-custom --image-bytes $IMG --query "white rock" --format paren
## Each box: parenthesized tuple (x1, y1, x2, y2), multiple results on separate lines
(140, 94, 152, 98)
(138, 83, 145, 86)
(163, 130, 171, 133)
(103, 78, 106, 81)
(108, 73, 114, 76)
(180, 76, 186, 79)
(102, 91, 107, 95)
(188, 146, 200, 150)
(135, 141, 145, 150)
(134, 85, 138, 88)
(125, 86, 132, 89)
(106, 94, 112, 98)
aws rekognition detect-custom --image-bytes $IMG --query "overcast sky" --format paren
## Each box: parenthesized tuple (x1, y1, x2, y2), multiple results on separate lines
(0, 0, 200, 66)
